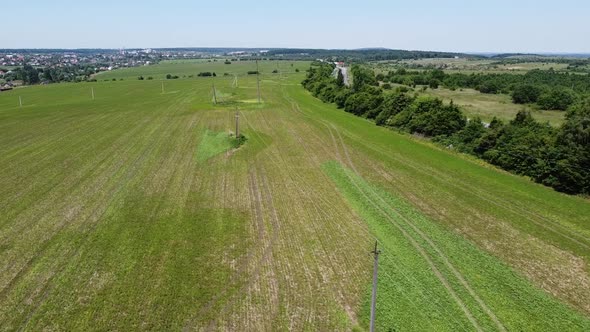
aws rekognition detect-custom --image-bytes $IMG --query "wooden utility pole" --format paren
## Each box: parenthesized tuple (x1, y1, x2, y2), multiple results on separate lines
(235, 109, 240, 138)
(91, 87, 95, 100)
(370, 241, 381, 332)
(256, 60, 261, 104)
(212, 81, 218, 104)
(19, 96, 22, 107)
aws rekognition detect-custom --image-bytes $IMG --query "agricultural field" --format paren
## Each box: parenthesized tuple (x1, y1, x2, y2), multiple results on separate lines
(1, 60, 590, 331)
(94, 59, 301, 81)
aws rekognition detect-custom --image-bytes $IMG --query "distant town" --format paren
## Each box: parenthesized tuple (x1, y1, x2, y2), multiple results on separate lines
(0, 48, 286, 89)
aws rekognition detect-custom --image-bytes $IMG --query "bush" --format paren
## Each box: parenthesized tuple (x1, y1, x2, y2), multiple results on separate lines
(375, 92, 415, 126)
(232, 134, 247, 148)
(429, 79, 440, 89)
(477, 80, 501, 94)
(247, 71, 259, 75)
(512, 84, 542, 104)
(391, 97, 466, 137)
(537, 88, 576, 110)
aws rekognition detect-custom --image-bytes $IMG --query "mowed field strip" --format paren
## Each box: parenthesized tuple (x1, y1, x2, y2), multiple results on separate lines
(0, 60, 589, 331)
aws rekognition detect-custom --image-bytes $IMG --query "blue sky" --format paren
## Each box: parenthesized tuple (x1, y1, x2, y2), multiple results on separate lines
(3, 0, 590, 52)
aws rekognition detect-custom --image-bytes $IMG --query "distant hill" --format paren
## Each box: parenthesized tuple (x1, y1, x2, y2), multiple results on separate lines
(265, 48, 482, 61)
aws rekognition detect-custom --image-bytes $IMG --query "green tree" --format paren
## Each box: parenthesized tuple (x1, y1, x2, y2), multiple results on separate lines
(511, 84, 542, 104)
(428, 79, 440, 89)
(537, 88, 577, 110)
(375, 92, 414, 126)
(17, 64, 40, 85)
(546, 98, 590, 193)
(351, 65, 377, 91)
(336, 69, 345, 87)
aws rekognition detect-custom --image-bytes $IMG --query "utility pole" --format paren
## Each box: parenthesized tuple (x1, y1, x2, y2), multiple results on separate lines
(212, 81, 217, 104)
(19, 96, 22, 107)
(256, 60, 261, 104)
(370, 241, 381, 332)
(91, 87, 95, 100)
(161, 81, 165, 94)
(235, 109, 240, 138)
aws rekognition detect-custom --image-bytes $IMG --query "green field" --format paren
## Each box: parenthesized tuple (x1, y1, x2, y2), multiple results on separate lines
(1, 60, 590, 331)
(421, 87, 565, 125)
(373, 58, 572, 74)
(95, 59, 305, 81)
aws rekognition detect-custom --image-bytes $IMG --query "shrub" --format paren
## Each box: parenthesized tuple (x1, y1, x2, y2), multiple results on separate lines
(511, 84, 542, 104)
(537, 88, 577, 110)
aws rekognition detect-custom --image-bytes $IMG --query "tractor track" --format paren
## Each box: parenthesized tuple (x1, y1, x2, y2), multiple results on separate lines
(329, 121, 507, 332)
(280, 86, 504, 331)
(340, 127, 590, 251)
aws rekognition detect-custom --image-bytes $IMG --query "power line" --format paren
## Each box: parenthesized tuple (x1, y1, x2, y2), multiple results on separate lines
(370, 241, 381, 332)
(212, 80, 217, 104)
(256, 60, 261, 104)
(235, 108, 240, 138)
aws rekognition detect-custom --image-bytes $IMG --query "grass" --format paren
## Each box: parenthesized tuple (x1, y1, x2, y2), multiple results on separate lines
(95, 59, 310, 81)
(374, 58, 572, 74)
(1, 60, 589, 330)
(421, 87, 565, 125)
(195, 130, 234, 162)
(323, 160, 590, 331)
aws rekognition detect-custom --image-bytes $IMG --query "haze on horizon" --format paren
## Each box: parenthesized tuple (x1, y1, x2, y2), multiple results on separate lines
(3, 0, 590, 53)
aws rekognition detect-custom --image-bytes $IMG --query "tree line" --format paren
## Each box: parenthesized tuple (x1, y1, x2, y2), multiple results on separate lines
(265, 48, 480, 62)
(384, 68, 590, 110)
(3, 64, 104, 84)
(303, 63, 590, 195)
